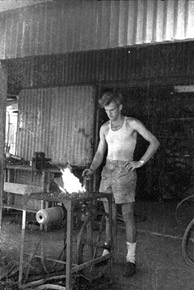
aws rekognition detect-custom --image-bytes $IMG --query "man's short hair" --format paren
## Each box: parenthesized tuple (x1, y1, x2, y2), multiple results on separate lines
(98, 89, 123, 108)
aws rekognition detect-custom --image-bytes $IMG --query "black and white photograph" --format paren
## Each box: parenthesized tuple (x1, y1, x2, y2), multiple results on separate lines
(1, 0, 194, 289)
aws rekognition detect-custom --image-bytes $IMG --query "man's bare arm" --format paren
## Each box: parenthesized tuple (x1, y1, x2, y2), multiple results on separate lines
(90, 125, 107, 172)
(82, 125, 107, 177)
(125, 119, 159, 171)
(132, 119, 160, 164)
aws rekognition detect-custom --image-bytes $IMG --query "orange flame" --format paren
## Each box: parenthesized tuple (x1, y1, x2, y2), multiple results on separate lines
(59, 166, 86, 194)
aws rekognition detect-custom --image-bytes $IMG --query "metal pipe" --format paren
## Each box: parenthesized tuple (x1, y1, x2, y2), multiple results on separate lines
(36, 206, 65, 225)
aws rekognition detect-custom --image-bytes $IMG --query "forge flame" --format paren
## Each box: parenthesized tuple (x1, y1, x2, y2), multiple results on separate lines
(59, 166, 86, 194)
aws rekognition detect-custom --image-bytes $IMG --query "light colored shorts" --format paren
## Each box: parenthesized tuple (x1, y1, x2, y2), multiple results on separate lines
(99, 160, 137, 204)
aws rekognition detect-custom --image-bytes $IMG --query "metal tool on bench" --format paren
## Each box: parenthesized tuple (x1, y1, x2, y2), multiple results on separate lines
(32, 152, 51, 170)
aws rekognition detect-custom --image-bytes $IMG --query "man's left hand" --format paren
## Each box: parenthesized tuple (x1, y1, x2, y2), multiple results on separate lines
(124, 161, 144, 171)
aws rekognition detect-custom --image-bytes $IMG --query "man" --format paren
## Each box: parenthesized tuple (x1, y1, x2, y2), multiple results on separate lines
(82, 90, 159, 277)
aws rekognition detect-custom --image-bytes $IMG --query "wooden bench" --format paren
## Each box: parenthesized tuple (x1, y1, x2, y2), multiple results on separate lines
(3, 182, 44, 284)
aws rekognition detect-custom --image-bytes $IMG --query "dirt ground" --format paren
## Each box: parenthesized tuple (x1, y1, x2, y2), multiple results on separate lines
(1, 199, 194, 290)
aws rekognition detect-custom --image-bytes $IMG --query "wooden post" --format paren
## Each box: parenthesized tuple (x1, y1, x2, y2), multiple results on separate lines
(0, 62, 7, 232)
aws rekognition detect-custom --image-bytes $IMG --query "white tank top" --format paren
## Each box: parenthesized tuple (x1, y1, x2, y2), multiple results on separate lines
(105, 117, 136, 161)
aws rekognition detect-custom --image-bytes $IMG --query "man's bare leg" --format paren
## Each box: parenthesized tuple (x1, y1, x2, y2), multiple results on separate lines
(121, 202, 136, 243)
(122, 202, 137, 277)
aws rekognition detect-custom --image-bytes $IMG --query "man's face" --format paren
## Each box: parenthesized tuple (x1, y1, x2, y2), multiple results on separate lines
(104, 101, 122, 121)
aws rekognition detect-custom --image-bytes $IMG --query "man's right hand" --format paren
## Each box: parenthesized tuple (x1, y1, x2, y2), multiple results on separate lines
(82, 168, 94, 179)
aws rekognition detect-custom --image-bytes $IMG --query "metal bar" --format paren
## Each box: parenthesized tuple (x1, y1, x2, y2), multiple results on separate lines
(32, 255, 69, 265)
(19, 208, 26, 286)
(72, 253, 111, 273)
(64, 200, 73, 290)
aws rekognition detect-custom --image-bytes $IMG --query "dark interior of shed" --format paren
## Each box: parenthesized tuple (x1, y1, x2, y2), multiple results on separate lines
(96, 85, 194, 202)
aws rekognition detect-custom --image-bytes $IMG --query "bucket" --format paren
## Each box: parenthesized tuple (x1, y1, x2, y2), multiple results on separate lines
(36, 206, 65, 225)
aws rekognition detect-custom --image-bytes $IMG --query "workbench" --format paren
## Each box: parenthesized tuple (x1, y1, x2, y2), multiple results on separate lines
(0, 164, 60, 284)
(2, 164, 61, 217)
(4, 164, 59, 190)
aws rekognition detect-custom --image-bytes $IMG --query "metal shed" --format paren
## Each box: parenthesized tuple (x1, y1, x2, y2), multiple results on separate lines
(1, 0, 194, 221)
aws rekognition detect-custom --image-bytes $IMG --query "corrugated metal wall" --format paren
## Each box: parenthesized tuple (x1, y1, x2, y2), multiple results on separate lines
(0, 0, 194, 59)
(17, 88, 51, 159)
(6, 41, 194, 93)
(17, 86, 95, 166)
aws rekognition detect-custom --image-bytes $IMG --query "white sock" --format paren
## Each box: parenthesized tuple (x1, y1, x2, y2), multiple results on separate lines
(102, 242, 109, 256)
(126, 242, 136, 263)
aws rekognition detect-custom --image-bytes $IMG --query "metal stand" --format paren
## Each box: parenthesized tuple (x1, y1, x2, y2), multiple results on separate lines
(20, 192, 113, 290)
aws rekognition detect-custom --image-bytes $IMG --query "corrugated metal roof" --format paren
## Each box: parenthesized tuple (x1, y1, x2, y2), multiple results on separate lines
(0, 0, 194, 59)
(0, 0, 52, 12)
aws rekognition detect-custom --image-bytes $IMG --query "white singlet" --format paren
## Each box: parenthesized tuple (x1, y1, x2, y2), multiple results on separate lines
(105, 116, 136, 161)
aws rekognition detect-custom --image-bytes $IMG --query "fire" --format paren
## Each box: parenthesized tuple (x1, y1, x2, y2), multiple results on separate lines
(59, 166, 86, 194)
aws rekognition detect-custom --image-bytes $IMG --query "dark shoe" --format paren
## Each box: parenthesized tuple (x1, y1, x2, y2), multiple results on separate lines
(122, 262, 136, 277)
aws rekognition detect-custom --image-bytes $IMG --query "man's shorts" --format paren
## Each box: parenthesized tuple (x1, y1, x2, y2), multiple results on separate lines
(99, 159, 137, 204)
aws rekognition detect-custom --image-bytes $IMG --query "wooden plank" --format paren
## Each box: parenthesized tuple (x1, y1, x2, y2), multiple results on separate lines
(3, 205, 37, 212)
(4, 182, 43, 195)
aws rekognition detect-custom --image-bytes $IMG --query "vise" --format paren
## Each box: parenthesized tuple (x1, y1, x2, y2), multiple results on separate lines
(32, 152, 51, 170)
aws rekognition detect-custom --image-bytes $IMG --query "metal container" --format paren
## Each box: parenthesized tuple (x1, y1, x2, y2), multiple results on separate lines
(36, 206, 65, 225)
